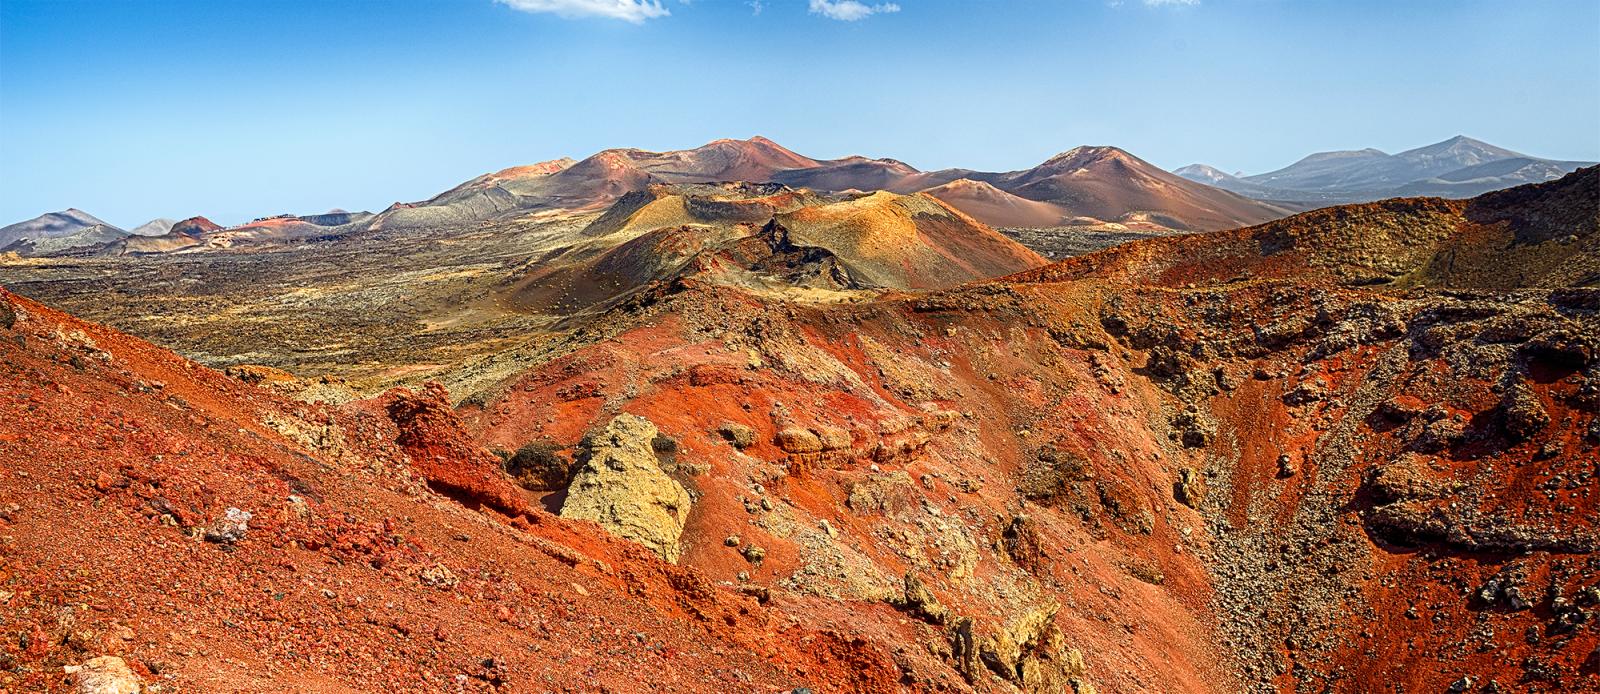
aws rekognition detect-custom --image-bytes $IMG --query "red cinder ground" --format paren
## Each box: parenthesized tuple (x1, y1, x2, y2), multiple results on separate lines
(0, 288, 904, 693)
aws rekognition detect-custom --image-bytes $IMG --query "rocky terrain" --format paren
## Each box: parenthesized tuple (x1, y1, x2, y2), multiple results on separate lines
(1, 166, 1596, 693)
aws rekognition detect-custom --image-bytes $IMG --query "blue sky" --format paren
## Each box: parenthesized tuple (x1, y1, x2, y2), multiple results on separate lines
(1, 0, 1596, 227)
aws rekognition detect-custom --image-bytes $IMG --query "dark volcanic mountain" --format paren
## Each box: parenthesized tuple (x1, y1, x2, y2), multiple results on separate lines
(1178, 135, 1594, 204)
(0, 209, 127, 255)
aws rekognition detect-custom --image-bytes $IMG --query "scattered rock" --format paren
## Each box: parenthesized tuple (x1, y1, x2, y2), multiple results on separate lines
(1283, 379, 1327, 406)
(818, 519, 837, 538)
(383, 382, 531, 516)
(1096, 478, 1154, 534)
(894, 572, 947, 625)
(419, 564, 460, 590)
(1369, 455, 1447, 504)
(1019, 447, 1092, 503)
(814, 425, 853, 451)
(1376, 396, 1425, 423)
(716, 421, 755, 449)
(742, 545, 766, 564)
(1520, 328, 1595, 369)
(947, 617, 984, 684)
(973, 605, 1091, 692)
(1407, 407, 1466, 453)
(845, 471, 918, 518)
(203, 507, 252, 544)
(1174, 468, 1205, 509)
(1171, 406, 1215, 448)
(775, 427, 823, 454)
(504, 440, 570, 491)
(1277, 453, 1298, 478)
(1001, 514, 1049, 574)
(1498, 381, 1550, 442)
(560, 414, 693, 563)
(1474, 566, 1531, 611)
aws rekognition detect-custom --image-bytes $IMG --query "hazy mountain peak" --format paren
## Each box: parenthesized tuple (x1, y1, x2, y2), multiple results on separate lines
(1292, 148, 1393, 164)
(129, 218, 178, 236)
(0, 209, 122, 248)
(1041, 145, 1135, 168)
(1396, 135, 1524, 176)
(1173, 164, 1238, 183)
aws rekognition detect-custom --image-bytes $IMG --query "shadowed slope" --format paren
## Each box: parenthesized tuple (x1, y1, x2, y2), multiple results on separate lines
(1014, 166, 1599, 290)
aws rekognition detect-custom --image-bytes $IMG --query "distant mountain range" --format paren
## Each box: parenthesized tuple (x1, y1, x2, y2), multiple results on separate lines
(1174, 135, 1594, 204)
(2, 138, 1294, 256)
(7, 135, 1589, 257)
(0, 209, 181, 256)
(363, 137, 1290, 236)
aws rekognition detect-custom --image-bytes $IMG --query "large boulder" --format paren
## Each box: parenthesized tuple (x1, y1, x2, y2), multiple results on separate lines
(381, 382, 532, 517)
(63, 656, 141, 694)
(560, 414, 692, 563)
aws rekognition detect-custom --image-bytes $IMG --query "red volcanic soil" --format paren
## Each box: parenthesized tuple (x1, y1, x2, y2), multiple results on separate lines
(169, 216, 224, 237)
(488, 159, 578, 180)
(454, 171, 1600, 692)
(4, 170, 1596, 693)
(458, 272, 1600, 692)
(524, 151, 661, 210)
(463, 293, 1235, 694)
(641, 137, 823, 183)
(0, 288, 907, 693)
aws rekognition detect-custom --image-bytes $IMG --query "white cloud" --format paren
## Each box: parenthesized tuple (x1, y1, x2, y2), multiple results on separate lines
(809, 0, 900, 21)
(495, 0, 670, 23)
(746, 0, 763, 15)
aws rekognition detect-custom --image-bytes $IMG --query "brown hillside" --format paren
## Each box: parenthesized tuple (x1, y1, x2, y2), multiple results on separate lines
(996, 146, 1292, 232)
(1013, 166, 1599, 289)
(923, 178, 1070, 228)
(776, 191, 1048, 289)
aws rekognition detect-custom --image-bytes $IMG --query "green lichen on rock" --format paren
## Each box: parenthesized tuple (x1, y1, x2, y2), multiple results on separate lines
(560, 414, 691, 563)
